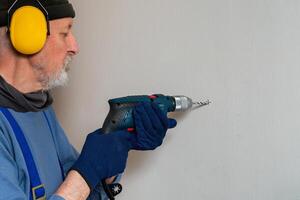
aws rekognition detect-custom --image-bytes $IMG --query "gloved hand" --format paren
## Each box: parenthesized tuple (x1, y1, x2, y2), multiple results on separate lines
(131, 102, 177, 150)
(70, 129, 134, 190)
(71, 102, 177, 190)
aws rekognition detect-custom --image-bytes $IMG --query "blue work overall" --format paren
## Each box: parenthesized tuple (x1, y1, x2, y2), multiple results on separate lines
(0, 108, 64, 200)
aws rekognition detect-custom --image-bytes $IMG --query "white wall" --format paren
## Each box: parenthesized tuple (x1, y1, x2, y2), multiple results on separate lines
(53, 1, 300, 199)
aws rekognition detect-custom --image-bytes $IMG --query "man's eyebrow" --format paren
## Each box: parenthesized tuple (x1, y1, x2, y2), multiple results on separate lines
(67, 23, 73, 29)
(63, 23, 73, 31)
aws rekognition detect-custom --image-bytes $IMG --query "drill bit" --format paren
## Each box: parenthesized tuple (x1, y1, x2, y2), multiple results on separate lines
(192, 100, 211, 109)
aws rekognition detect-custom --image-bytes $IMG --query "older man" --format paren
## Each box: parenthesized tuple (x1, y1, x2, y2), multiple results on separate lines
(0, 0, 176, 200)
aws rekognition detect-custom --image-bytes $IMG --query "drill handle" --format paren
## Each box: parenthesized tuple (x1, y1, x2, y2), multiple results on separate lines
(102, 102, 136, 134)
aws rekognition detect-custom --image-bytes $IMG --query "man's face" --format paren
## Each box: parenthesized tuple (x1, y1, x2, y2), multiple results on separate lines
(29, 17, 79, 90)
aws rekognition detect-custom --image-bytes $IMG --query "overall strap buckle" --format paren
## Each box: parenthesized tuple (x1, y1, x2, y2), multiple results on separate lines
(32, 184, 46, 200)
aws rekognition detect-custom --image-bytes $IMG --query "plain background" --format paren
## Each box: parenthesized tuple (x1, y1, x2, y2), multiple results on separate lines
(53, 0, 300, 199)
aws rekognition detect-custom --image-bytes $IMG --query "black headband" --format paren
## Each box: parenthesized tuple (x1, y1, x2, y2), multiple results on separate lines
(0, 0, 75, 27)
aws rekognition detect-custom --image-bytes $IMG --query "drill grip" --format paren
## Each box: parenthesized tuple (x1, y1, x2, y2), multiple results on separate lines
(102, 101, 136, 134)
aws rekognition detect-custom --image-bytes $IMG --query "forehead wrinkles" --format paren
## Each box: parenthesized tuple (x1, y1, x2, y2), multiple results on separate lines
(50, 18, 73, 32)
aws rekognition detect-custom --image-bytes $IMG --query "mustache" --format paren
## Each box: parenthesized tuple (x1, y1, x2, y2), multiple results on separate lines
(63, 56, 73, 72)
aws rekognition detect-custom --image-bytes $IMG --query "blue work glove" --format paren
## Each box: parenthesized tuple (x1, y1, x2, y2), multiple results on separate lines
(131, 102, 177, 150)
(70, 129, 134, 190)
(71, 102, 177, 189)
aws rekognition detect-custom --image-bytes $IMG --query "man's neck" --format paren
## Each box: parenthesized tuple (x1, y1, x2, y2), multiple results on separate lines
(0, 55, 42, 93)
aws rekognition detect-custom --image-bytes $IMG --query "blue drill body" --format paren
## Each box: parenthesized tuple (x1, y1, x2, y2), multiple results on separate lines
(102, 94, 176, 133)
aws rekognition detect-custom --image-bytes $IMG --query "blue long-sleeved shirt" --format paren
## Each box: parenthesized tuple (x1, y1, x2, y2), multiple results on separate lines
(0, 106, 110, 200)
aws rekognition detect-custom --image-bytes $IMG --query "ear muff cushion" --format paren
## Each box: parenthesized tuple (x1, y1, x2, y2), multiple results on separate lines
(10, 6, 48, 55)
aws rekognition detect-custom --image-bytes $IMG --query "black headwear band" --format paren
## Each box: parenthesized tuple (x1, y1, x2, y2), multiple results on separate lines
(0, 0, 75, 27)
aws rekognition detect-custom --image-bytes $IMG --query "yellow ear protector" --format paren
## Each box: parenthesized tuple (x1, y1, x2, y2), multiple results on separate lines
(7, 0, 49, 55)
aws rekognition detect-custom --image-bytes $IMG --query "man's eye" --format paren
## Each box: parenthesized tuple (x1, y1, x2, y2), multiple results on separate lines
(60, 33, 69, 37)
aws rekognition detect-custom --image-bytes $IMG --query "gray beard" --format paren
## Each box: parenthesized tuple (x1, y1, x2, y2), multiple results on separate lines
(34, 56, 72, 91)
(47, 67, 69, 90)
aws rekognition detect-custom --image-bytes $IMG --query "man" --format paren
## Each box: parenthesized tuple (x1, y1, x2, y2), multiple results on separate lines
(0, 0, 176, 200)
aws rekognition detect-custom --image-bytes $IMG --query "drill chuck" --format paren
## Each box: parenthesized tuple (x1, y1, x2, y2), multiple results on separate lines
(173, 96, 194, 111)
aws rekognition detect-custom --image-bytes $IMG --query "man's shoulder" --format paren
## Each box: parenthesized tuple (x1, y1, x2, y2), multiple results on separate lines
(0, 106, 58, 139)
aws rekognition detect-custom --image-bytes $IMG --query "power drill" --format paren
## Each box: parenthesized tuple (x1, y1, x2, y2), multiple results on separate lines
(101, 94, 210, 199)
(102, 94, 210, 134)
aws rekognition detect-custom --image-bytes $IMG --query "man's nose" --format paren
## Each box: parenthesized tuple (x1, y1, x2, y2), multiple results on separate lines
(68, 32, 79, 56)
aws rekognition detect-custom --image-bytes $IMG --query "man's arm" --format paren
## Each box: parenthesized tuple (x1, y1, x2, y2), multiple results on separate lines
(55, 171, 117, 200)
(46, 107, 120, 200)
(55, 170, 90, 200)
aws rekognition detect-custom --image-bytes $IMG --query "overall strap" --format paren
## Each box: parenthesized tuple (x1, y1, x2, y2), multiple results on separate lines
(0, 108, 46, 200)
